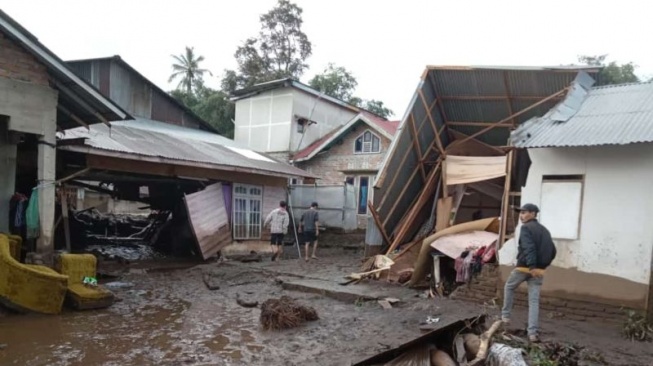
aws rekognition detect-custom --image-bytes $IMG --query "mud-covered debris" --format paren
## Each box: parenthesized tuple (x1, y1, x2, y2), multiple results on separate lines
(260, 296, 318, 330)
(202, 273, 220, 291)
(236, 294, 259, 308)
(0, 344, 7, 351)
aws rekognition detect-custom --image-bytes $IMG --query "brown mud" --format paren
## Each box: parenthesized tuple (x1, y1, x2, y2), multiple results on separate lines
(0, 247, 652, 365)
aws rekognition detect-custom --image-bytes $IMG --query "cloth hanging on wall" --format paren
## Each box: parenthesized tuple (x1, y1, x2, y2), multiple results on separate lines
(445, 155, 507, 185)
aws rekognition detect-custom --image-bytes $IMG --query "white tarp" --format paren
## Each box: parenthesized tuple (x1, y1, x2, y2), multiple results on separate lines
(430, 230, 499, 259)
(445, 155, 507, 185)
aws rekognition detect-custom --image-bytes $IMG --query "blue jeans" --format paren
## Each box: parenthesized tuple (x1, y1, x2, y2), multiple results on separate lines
(501, 269, 543, 336)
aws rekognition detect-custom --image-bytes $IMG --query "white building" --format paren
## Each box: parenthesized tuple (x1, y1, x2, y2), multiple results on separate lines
(502, 79, 653, 317)
(230, 78, 366, 162)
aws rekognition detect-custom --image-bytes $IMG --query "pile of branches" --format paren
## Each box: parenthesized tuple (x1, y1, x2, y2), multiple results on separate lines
(260, 296, 319, 331)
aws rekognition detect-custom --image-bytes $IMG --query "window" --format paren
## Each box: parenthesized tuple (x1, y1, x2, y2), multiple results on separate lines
(345, 176, 355, 185)
(354, 130, 381, 154)
(233, 184, 263, 239)
(539, 175, 584, 240)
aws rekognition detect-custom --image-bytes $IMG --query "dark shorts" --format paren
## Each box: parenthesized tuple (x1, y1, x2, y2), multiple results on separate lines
(270, 233, 284, 246)
(303, 231, 317, 244)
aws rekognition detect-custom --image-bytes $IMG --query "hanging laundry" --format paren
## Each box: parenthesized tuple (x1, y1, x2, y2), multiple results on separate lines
(26, 192, 40, 239)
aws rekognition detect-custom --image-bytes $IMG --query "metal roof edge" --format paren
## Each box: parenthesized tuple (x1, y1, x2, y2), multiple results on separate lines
(59, 144, 316, 179)
(0, 11, 129, 121)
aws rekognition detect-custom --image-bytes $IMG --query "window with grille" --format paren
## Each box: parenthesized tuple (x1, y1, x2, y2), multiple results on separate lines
(233, 184, 263, 240)
(354, 130, 381, 154)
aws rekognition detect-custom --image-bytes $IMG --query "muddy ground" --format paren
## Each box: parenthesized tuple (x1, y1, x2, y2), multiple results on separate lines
(1, 244, 652, 366)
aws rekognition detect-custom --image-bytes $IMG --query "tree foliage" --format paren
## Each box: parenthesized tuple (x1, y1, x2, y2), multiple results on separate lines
(309, 63, 358, 101)
(578, 54, 639, 86)
(170, 85, 235, 138)
(168, 47, 212, 94)
(223, 0, 312, 92)
(362, 100, 393, 119)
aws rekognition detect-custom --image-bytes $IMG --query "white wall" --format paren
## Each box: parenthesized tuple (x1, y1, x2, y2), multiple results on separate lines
(290, 89, 357, 152)
(234, 88, 294, 152)
(499, 145, 653, 287)
(233, 87, 358, 154)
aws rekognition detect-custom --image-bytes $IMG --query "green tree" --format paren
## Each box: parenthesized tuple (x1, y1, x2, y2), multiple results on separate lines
(223, 0, 312, 92)
(363, 100, 393, 119)
(578, 54, 639, 86)
(170, 85, 234, 138)
(169, 47, 212, 94)
(309, 63, 358, 101)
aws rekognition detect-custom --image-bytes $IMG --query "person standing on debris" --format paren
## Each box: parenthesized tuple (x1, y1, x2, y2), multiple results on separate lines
(299, 202, 320, 262)
(501, 203, 557, 343)
(264, 201, 290, 261)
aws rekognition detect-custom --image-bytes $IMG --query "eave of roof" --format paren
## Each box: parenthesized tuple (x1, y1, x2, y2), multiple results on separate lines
(291, 113, 399, 162)
(230, 78, 387, 120)
(0, 10, 129, 125)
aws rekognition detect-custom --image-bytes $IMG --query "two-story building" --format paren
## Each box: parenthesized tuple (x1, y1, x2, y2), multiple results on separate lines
(231, 79, 398, 229)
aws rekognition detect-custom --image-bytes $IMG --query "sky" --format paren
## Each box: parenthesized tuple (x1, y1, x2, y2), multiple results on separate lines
(2, 0, 651, 119)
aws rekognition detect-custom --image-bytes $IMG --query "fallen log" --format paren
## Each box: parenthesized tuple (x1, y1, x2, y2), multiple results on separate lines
(468, 320, 503, 365)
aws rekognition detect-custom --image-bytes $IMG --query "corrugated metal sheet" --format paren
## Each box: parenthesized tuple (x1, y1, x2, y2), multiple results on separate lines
(373, 66, 598, 242)
(184, 183, 231, 260)
(512, 80, 653, 148)
(59, 117, 315, 178)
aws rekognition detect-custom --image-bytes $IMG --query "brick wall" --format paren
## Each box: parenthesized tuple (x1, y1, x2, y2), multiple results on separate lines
(451, 264, 501, 303)
(451, 264, 630, 322)
(0, 33, 49, 86)
(296, 125, 392, 184)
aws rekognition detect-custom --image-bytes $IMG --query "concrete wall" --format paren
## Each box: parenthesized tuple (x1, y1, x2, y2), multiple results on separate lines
(233, 87, 357, 154)
(290, 89, 358, 152)
(0, 32, 58, 252)
(234, 87, 294, 153)
(498, 145, 653, 310)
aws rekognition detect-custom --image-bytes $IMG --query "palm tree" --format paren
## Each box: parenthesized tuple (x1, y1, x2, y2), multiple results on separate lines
(168, 47, 212, 95)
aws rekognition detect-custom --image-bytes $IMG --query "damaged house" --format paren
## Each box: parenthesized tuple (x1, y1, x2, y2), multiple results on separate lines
(57, 57, 314, 259)
(507, 76, 653, 320)
(0, 10, 129, 261)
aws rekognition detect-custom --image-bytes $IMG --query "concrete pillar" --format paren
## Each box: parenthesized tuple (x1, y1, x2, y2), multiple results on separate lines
(35, 112, 57, 262)
(0, 122, 17, 232)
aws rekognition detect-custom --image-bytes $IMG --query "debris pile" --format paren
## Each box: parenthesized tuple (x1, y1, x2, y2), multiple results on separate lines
(355, 317, 607, 366)
(621, 310, 653, 342)
(259, 296, 318, 331)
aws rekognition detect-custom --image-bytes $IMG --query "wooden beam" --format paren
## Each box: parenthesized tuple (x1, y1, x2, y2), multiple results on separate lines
(368, 201, 391, 246)
(408, 114, 427, 181)
(498, 150, 515, 248)
(382, 164, 421, 227)
(384, 162, 441, 254)
(55, 167, 91, 185)
(502, 71, 517, 127)
(440, 95, 564, 101)
(449, 87, 569, 148)
(57, 105, 89, 129)
(446, 122, 513, 128)
(61, 186, 71, 253)
(418, 89, 445, 155)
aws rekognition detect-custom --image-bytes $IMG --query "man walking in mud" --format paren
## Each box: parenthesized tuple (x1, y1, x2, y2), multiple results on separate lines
(264, 201, 289, 261)
(299, 202, 320, 262)
(501, 203, 557, 343)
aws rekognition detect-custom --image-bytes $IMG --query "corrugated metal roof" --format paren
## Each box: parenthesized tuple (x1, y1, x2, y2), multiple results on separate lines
(511, 80, 653, 148)
(59, 118, 315, 179)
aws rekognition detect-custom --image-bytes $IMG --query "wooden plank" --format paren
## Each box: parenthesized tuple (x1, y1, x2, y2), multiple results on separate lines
(446, 122, 513, 128)
(382, 165, 421, 227)
(184, 183, 232, 260)
(407, 114, 427, 181)
(418, 89, 445, 155)
(435, 196, 453, 232)
(384, 162, 441, 254)
(440, 95, 564, 101)
(498, 150, 514, 248)
(61, 187, 71, 252)
(449, 87, 569, 148)
(368, 201, 391, 246)
(55, 168, 91, 185)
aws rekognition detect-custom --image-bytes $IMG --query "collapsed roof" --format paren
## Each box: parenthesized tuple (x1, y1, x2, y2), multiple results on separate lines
(373, 65, 601, 243)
